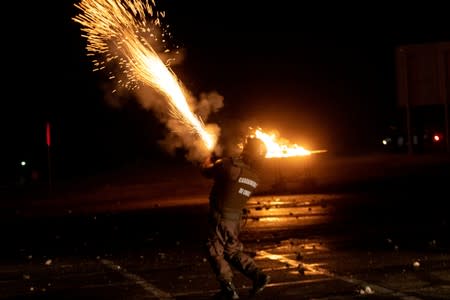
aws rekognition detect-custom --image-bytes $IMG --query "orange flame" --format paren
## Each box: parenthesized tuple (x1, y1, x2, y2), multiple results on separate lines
(72, 0, 217, 151)
(250, 128, 327, 158)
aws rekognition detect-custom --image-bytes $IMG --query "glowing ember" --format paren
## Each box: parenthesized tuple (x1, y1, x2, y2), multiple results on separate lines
(72, 0, 217, 151)
(250, 128, 327, 158)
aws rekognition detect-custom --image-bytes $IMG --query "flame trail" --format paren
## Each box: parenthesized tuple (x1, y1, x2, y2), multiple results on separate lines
(250, 128, 327, 158)
(72, 0, 217, 151)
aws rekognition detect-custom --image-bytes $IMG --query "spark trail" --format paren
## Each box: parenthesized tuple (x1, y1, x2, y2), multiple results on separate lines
(73, 0, 217, 151)
(251, 128, 327, 158)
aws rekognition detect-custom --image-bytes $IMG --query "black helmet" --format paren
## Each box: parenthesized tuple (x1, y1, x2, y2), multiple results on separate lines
(242, 137, 267, 161)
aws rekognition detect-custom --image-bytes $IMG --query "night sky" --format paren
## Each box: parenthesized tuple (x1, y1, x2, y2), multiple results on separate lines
(2, 1, 450, 182)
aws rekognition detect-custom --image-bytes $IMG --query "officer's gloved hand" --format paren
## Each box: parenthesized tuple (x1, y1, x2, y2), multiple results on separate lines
(210, 152, 221, 164)
(198, 154, 215, 171)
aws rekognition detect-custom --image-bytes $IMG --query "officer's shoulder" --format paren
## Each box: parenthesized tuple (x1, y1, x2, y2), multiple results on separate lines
(216, 156, 237, 168)
(231, 156, 249, 168)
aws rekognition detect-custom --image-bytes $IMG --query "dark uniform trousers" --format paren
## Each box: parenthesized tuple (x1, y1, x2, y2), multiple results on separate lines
(206, 210, 259, 283)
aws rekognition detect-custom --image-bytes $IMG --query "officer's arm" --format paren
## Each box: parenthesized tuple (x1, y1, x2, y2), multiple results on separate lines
(201, 156, 223, 178)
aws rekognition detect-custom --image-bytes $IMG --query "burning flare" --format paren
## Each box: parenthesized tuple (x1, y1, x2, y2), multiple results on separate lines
(72, 0, 217, 151)
(251, 128, 327, 158)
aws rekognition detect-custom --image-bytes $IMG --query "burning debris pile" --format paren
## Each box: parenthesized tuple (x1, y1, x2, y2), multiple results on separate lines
(248, 127, 327, 158)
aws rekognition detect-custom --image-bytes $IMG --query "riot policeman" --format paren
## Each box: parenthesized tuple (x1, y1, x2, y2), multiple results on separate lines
(201, 137, 270, 299)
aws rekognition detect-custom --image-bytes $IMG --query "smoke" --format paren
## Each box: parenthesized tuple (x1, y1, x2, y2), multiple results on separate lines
(102, 74, 224, 163)
(134, 85, 170, 118)
(74, 0, 227, 164)
(154, 90, 224, 162)
(158, 119, 222, 162)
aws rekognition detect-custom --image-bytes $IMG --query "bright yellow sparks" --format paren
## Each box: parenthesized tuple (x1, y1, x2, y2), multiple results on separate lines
(251, 128, 327, 158)
(72, 0, 217, 150)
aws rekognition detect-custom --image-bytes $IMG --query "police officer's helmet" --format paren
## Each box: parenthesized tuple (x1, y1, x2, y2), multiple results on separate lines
(242, 137, 267, 160)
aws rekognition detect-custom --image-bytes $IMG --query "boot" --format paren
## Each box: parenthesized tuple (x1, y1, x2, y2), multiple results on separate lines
(215, 280, 239, 299)
(250, 272, 270, 296)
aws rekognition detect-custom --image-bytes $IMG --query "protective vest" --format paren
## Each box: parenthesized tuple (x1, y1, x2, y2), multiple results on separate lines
(209, 156, 260, 220)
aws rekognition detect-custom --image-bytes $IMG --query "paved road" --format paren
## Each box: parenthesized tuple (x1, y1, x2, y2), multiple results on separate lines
(1, 153, 450, 299)
(1, 186, 449, 299)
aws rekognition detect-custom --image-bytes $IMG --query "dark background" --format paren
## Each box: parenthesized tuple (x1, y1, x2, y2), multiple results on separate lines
(2, 1, 450, 184)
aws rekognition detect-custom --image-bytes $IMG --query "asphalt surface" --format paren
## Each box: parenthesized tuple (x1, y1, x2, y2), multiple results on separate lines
(1, 153, 450, 299)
